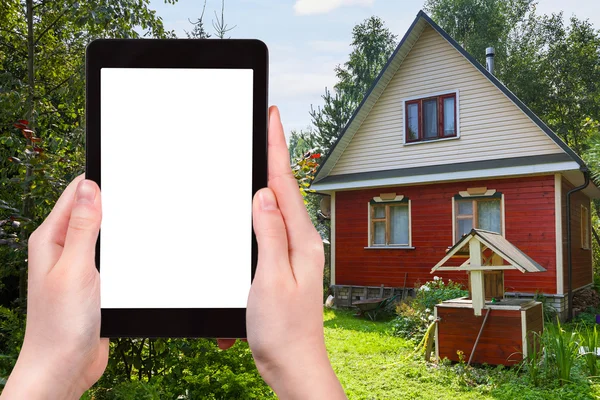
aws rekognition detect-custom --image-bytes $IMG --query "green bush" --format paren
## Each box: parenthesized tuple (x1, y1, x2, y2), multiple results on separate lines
(573, 307, 598, 327)
(89, 381, 163, 400)
(0, 306, 25, 385)
(392, 278, 467, 342)
(88, 339, 272, 399)
(413, 277, 468, 311)
(391, 302, 429, 342)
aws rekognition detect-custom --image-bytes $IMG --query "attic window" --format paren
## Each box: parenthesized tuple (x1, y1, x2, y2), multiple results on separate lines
(405, 93, 457, 143)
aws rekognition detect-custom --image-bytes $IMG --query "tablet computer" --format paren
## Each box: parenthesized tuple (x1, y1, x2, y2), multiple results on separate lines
(85, 39, 268, 338)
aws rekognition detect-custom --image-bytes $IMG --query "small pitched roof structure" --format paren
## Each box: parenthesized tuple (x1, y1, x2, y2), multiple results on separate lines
(431, 229, 546, 274)
(312, 10, 591, 189)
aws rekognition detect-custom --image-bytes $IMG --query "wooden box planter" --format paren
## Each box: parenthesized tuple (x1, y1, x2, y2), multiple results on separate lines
(435, 298, 543, 365)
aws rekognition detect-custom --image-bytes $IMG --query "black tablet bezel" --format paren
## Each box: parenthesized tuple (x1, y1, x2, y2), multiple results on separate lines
(85, 39, 268, 338)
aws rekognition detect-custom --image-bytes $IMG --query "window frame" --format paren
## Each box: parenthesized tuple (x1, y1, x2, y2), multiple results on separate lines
(367, 199, 413, 249)
(404, 91, 458, 144)
(581, 205, 590, 250)
(452, 194, 504, 244)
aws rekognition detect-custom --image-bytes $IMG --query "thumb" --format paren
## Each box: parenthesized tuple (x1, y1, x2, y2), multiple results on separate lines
(60, 179, 102, 267)
(252, 188, 293, 282)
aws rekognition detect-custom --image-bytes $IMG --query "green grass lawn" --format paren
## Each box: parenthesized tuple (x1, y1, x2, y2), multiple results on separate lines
(324, 308, 600, 400)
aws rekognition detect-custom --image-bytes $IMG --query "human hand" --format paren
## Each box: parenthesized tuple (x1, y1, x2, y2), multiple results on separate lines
(1, 176, 108, 399)
(246, 106, 346, 399)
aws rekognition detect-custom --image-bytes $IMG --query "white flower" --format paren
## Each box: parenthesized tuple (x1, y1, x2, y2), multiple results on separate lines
(419, 285, 430, 291)
(425, 308, 431, 313)
(428, 315, 435, 321)
(433, 276, 440, 281)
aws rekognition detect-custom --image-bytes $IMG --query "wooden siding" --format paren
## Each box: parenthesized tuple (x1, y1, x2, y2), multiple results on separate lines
(561, 178, 593, 292)
(436, 307, 524, 365)
(335, 175, 558, 294)
(526, 304, 544, 355)
(329, 25, 563, 176)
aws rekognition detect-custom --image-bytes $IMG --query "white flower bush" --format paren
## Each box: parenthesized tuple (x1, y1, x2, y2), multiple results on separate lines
(393, 277, 469, 342)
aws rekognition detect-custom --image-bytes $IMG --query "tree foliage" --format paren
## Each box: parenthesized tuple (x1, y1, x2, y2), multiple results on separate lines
(184, 0, 235, 39)
(425, 0, 532, 66)
(425, 0, 600, 155)
(503, 12, 600, 154)
(0, 0, 178, 308)
(89, 338, 271, 399)
(310, 16, 397, 153)
(334, 16, 398, 111)
(185, 1, 211, 39)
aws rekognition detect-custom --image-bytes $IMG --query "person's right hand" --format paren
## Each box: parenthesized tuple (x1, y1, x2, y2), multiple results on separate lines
(246, 106, 346, 399)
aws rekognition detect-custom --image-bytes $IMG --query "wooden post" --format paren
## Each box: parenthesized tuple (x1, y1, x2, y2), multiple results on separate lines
(469, 238, 485, 316)
(379, 284, 384, 298)
(491, 253, 503, 266)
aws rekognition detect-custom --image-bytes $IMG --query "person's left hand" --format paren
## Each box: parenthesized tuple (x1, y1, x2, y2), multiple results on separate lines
(1, 175, 108, 400)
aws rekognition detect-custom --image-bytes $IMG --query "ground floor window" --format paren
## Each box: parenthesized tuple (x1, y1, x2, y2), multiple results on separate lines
(455, 197, 502, 241)
(582, 205, 590, 250)
(370, 200, 411, 246)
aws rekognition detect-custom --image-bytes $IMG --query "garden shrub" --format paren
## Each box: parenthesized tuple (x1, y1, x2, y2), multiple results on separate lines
(392, 277, 467, 342)
(413, 277, 468, 311)
(573, 307, 597, 326)
(88, 339, 272, 399)
(89, 381, 163, 400)
(391, 302, 429, 342)
(0, 306, 25, 385)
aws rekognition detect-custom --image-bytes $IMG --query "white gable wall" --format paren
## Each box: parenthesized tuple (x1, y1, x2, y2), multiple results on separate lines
(330, 25, 565, 176)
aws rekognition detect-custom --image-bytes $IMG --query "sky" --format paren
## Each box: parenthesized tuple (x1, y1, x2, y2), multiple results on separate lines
(148, 0, 600, 138)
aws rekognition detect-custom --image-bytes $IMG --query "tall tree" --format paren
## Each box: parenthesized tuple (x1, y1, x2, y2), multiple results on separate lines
(335, 16, 398, 109)
(212, 0, 235, 39)
(310, 16, 397, 153)
(185, 0, 211, 39)
(504, 13, 600, 153)
(0, 0, 176, 307)
(426, 0, 600, 154)
(425, 0, 532, 67)
(185, 0, 235, 40)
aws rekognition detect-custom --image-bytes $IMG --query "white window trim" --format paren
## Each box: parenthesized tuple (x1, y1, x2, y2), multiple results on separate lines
(451, 192, 505, 244)
(366, 199, 413, 249)
(402, 89, 461, 146)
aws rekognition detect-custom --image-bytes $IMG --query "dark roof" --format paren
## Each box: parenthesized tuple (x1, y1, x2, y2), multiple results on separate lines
(313, 10, 586, 185)
(432, 229, 546, 273)
(315, 153, 572, 186)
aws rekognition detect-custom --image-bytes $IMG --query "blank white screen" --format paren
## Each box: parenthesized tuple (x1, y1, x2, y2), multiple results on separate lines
(100, 68, 253, 308)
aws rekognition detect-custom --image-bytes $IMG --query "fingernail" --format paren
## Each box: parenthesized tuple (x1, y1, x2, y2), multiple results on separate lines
(76, 180, 96, 204)
(259, 190, 278, 211)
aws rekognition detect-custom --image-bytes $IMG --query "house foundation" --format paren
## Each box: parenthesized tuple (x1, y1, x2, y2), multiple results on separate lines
(331, 284, 413, 308)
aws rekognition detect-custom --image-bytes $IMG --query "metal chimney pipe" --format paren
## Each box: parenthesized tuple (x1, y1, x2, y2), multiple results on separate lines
(486, 47, 495, 75)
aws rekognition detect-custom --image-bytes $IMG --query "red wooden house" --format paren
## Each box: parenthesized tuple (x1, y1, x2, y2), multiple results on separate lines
(312, 11, 600, 319)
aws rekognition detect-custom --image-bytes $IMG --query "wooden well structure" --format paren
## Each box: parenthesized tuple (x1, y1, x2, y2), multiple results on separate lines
(431, 229, 545, 366)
